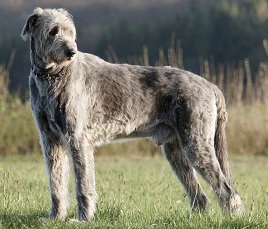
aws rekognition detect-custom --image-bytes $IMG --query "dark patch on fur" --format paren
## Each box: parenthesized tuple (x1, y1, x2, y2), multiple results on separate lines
(99, 72, 127, 122)
(156, 93, 174, 118)
(29, 77, 39, 103)
(175, 96, 193, 146)
(37, 111, 51, 133)
(139, 68, 160, 89)
(53, 85, 69, 134)
(155, 88, 176, 121)
(77, 194, 89, 210)
(54, 103, 67, 134)
(164, 72, 174, 79)
(50, 194, 60, 216)
(224, 181, 232, 195)
(37, 110, 62, 143)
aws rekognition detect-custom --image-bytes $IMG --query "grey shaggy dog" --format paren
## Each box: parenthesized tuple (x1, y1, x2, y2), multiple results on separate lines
(21, 8, 244, 221)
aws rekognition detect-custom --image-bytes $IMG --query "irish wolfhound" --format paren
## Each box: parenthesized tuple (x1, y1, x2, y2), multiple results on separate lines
(21, 8, 243, 221)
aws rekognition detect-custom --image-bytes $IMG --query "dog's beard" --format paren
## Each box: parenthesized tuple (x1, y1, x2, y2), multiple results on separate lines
(50, 51, 75, 66)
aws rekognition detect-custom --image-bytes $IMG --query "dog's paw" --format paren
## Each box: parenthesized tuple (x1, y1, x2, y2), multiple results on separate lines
(69, 218, 87, 223)
(39, 217, 50, 221)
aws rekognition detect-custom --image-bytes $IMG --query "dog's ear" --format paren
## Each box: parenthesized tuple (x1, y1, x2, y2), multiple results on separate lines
(21, 7, 43, 41)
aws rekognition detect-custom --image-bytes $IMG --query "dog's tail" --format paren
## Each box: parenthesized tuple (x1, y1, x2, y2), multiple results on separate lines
(214, 89, 233, 186)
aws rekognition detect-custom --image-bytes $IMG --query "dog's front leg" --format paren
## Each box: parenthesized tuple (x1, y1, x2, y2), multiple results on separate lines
(70, 137, 97, 221)
(40, 134, 70, 220)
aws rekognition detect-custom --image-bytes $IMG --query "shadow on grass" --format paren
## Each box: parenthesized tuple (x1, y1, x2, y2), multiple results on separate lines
(0, 207, 124, 229)
(1, 208, 267, 229)
(0, 211, 86, 229)
(0, 211, 47, 229)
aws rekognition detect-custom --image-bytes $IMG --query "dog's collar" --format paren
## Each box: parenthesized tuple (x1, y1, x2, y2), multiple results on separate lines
(34, 66, 65, 82)
(32, 61, 66, 81)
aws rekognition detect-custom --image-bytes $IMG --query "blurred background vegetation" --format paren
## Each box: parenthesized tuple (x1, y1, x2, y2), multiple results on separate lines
(0, 0, 267, 156)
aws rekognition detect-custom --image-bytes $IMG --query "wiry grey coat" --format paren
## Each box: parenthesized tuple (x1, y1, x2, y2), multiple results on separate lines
(21, 8, 244, 221)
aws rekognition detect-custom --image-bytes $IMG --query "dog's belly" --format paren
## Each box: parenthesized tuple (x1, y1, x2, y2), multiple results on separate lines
(87, 121, 175, 147)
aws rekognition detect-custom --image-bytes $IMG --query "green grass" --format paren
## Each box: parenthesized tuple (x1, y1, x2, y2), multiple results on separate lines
(1, 155, 268, 228)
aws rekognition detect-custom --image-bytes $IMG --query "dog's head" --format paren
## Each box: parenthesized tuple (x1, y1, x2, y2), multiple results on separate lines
(21, 8, 77, 67)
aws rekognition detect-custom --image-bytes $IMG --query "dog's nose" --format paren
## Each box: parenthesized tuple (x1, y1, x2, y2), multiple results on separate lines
(65, 49, 76, 57)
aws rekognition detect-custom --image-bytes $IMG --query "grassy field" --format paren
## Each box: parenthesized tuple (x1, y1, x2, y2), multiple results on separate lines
(1, 155, 268, 228)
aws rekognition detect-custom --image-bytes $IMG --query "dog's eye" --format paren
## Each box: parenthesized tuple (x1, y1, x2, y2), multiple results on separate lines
(49, 27, 59, 36)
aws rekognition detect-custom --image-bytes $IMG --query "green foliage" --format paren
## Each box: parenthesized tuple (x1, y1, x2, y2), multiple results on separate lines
(95, 0, 268, 73)
(1, 0, 268, 92)
(1, 155, 268, 228)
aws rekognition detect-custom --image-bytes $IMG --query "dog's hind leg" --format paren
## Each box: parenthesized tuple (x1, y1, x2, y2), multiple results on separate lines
(162, 139, 210, 214)
(176, 105, 244, 215)
(183, 140, 243, 215)
(69, 137, 97, 221)
(40, 132, 70, 220)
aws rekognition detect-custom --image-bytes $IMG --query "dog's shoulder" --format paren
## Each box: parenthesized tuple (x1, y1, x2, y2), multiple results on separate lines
(76, 52, 108, 67)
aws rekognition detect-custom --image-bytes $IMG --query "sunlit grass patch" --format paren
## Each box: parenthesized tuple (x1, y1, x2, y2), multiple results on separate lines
(1, 155, 268, 228)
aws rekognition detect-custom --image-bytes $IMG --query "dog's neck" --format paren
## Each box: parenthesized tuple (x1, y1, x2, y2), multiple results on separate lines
(30, 37, 69, 82)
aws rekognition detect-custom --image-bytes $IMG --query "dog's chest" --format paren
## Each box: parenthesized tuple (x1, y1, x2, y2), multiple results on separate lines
(30, 77, 69, 135)
(38, 93, 67, 134)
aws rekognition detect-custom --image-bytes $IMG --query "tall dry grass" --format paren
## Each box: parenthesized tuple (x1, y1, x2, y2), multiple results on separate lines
(0, 54, 40, 155)
(0, 40, 267, 156)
